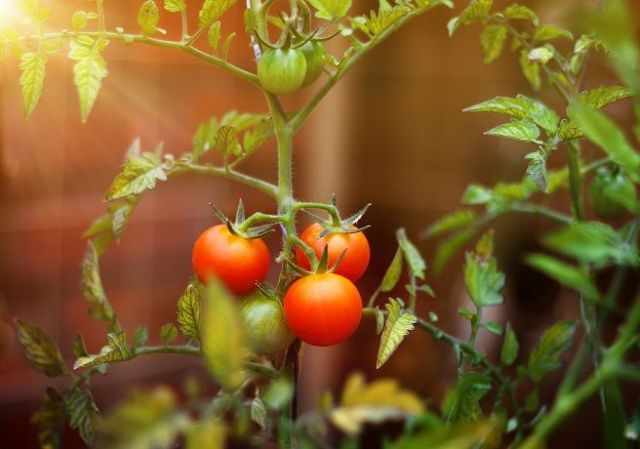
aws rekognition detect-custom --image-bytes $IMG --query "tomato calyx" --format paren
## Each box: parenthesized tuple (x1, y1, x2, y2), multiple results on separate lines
(302, 198, 372, 238)
(209, 200, 277, 240)
(284, 243, 348, 277)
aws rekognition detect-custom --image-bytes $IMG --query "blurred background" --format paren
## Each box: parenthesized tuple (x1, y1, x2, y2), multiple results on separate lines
(1, 0, 639, 447)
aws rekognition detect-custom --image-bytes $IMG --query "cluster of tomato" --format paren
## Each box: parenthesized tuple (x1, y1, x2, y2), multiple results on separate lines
(191, 221, 370, 354)
(257, 41, 327, 95)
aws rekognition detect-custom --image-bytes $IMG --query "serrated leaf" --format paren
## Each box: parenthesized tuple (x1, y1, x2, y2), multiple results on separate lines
(106, 153, 167, 201)
(380, 248, 404, 293)
(424, 210, 476, 238)
(503, 4, 538, 25)
(447, 0, 493, 35)
(568, 103, 640, 180)
(66, 386, 99, 445)
(222, 32, 235, 60)
(480, 25, 507, 64)
(69, 38, 108, 123)
(558, 119, 583, 140)
(199, 0, 238, 27)
(579, 85, 634, 110)
(177, 284, 200, 340)
(201, 279, 246, 390)
(519, 49, 541, 90)
(98, 387, 190, 449)
(463, 233, 504, 307)
(376, 299, 417, 369)
(81, 241, 115, 322)
(442, 371, 492, 423)
(308, 0, 352, 20)
(485, 119, 541, 143)
(160, 323, 178, 345)
(542, 221, 639, 267)
(207, 21, 221, 52)
(138, 0, 160, 35)
(19, 50, 47, 119)
(534, 24, 573, 42)
(528, 320, 576, 382)
(501, 323, 518, 366)
(396, 229, 426, 280)
(163, 0, 185, 13)
(526, 253, 600, 301)
(16, 320, 68, 377)
(464, 94, 559, 133)
(525, 149, 548, 192)
(250, 394, 267, 429)
(32, 387, 66, 449)
(331, 372, 424, 434)
(132, 326, 149, 349)
(214, 125, 240, 156)
(74, 332, 131, 370)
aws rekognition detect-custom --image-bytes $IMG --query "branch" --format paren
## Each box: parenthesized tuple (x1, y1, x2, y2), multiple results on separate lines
(2, 30, 259, 87)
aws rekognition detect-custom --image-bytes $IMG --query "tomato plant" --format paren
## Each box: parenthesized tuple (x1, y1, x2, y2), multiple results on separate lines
(283, 273, 362, 346)
(4, 0, 640, 448)
(192, 224, 270, 295)
(295, 223, 371, 281)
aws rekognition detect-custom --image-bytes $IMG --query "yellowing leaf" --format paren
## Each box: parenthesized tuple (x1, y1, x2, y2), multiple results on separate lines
(177, 284, 200, 340)
(199, 0, 238, 27)
(480, 25, 507, 64)
(164, 0, 186, 13)
(16, 320, 68, 377)
(330, 373, 424, 434)
(69, 37, 108, 122)
(138, 0, 160, 36)
(201, 279, 246, 390)
(376, 299, 416, 369)
(19, 50, 47, 119)
(186, 419, 226, 449)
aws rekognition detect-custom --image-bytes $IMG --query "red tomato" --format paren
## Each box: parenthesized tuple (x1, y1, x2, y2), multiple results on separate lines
(192, 224, 270, 295)
(295, 223, 370, 281)
(283, 273, 362, 346)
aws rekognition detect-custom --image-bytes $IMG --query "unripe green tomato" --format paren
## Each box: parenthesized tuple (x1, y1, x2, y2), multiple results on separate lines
(588, 165, 637, 219)
(257, 48, 307, 95)
(240, 291, 294, 356)
(299, 41, 326, 86)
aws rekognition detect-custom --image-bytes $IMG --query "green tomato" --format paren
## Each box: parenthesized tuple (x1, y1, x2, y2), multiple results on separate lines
(588, 165, 637, 219)
(240, 291, 294, 356)
(299, 41, 326, 87)
(257, 48, 307, 95)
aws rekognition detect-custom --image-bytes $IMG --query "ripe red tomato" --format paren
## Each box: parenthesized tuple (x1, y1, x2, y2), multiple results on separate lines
(295, 223, 370, 281)
(283, 273, 362, 346)
(192, 224, 270, 295)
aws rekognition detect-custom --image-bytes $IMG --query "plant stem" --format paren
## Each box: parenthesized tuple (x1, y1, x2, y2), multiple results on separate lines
(567, 141, 584, 221)
(177, 162, 279, 199)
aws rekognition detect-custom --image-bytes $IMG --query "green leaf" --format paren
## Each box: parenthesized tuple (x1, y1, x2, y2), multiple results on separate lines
(106, 153, 167, 201)
(464, 95, 559, 133)
(525, 253, 600, 301)
(221, 33, 235, 61)
(528, 320, 576, 382)
(81, 242, 115, 322)
(215, 125, 241, 156)
(160, 323, 178, 345)
(177, 284, 200, 340)
(376, 299, 417, 369)
(132, 326, 149, 349)
(331, 373, 424, 435)
(568, 103, 640, 180)
(579, 85, 634, 110)
(447, 0, 493, 35)
(19, 50, 48, 119)
(464, 233, 505, 307)
(519, 49, 541, 90)
(503, 4, 538, 25)
(16, 320, 68, 377)
(482, 321, 502, 335)
(380, 248, 404, 293)
(138, 0, 160, 35)
(185, 418, 226, 449)
(480, 25, 507, 64)
(207, 21, 221, 53)
(263, 377, 294, 410)
(485, 119, 541, 143)
(500, 323, 519, 366)
(433, 228, 476, 274)
(525, 149, 548, 192)
(72, 11, 89, 30)
(308, 0, 352, 20)
(164, 0, 185, 13)
(528, 46, 554, 64)
(356, 3, 411, 37)
(394, 417, 503, 449)
(242, 118, 273, 155)
(250, 393, 267, 429)
(201, 279, 247, 390)
(533, 24, 573, 42)
(396, 229, 426, 280)
(66, 386, 99, 445)
(31, 387, 66, 449)
(442, 371, 492, 423)
(74, 331, 131, 369)
(68, 37, 108, 123)
(423, 210, 476, 238)
(558, 119, 583, 140)
(97, 387, 190, 449)
(199, 0, 238, 27)
(542, 222, 639, 267)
